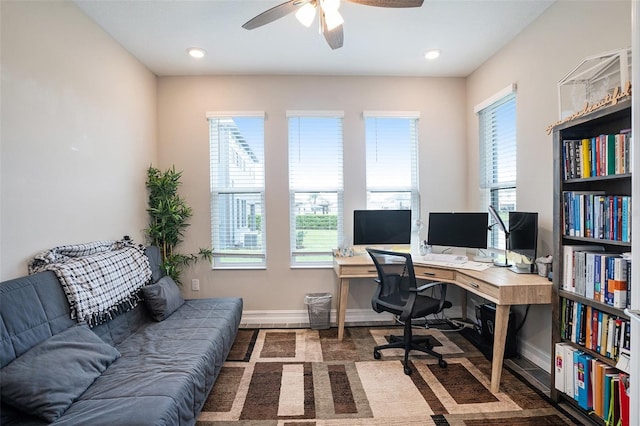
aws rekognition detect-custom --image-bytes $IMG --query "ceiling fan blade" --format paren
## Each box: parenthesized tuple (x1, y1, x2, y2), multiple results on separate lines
(344, 0, 423, 7)
(322, 19, 344, 50)
(242, 0, 310, 30)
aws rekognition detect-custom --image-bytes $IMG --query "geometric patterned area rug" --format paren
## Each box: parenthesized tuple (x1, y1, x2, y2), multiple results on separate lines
(197, 326, 579, 425)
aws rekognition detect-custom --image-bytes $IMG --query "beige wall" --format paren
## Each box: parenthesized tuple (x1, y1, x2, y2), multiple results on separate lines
(0, 1, 157, 279)
(157, 75, 468, 312)
(466, 0, 631, 367)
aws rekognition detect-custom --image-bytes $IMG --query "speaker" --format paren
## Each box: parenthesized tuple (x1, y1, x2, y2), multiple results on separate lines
(473, 303, 518, 360)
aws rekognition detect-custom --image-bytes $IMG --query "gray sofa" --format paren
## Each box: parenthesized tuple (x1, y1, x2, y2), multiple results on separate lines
(0, 247, 243, 425)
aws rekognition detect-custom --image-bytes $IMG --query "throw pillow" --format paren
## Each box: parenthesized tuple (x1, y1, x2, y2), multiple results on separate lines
(0, 324, 120, 422)
(141, 275, 185, 321)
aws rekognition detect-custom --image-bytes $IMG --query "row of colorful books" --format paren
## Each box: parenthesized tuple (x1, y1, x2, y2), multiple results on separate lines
(559, 298, 630, 361)
(561, 246, 630, 308)
(562, 192, 631, 242)
(562, 131, 632, 180)
(555, 342, 630, 425)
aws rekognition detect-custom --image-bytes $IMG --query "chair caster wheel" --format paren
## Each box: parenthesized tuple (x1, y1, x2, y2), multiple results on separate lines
(373, 350, 381, 360)
(439, 359, 447, 368)
(404, 365, 412, 375)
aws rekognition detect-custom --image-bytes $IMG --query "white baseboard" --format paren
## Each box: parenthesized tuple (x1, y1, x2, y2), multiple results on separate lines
(240, 309, 392, 325)
(519, 339, 551, 373)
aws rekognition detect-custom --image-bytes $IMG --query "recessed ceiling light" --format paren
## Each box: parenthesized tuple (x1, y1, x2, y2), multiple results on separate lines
(187, 48, 206, 59)
(425, 49, 441, 60)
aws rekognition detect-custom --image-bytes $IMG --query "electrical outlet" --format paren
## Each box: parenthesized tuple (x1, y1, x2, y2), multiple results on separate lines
(191, 279, 200, 291)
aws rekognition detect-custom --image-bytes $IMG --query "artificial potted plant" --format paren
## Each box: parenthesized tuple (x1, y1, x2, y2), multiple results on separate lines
(145, 165, 212, 284)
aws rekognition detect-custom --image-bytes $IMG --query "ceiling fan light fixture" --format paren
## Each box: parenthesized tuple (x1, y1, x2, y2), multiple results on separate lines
(425, 49, 441, 60)
(295, 2, 317, 27)
(324, 10, 344, 31)
(187, 47, 206, 59)
(321, 0, 340, 12)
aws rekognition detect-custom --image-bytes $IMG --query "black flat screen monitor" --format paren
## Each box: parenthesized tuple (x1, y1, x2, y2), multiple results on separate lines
(508, 211, 538, 261)
(427, 212, 488, 249)
(353, 210, 412, 245)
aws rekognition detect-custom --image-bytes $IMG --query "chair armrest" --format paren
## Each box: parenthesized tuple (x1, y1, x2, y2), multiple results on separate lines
(411, 281, 446, 292)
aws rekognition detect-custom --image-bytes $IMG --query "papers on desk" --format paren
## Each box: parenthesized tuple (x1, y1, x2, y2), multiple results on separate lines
(414, 258, 493, 271)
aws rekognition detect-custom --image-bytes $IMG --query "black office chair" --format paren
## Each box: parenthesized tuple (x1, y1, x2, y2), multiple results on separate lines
(367, 248, 451, 375)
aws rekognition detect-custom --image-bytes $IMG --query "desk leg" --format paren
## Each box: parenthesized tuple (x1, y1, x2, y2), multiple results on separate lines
(337, 278, 349, 341)
(490, 304, 510, 393)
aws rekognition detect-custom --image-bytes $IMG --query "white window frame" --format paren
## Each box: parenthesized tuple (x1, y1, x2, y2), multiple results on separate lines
(476, 85, 517, 249)
(287, 110, 344, 268)
(363, 111, 420, 223)
(207, 111, 266, 269)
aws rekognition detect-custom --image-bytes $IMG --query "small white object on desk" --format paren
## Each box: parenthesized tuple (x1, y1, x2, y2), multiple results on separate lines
(423, 253, 468, 264)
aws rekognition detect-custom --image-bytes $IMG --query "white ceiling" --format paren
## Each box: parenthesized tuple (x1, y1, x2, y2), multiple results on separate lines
(74, 0, 554, 78)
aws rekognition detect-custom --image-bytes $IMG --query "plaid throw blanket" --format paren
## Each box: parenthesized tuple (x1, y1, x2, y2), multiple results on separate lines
(29, 240, 152, 326)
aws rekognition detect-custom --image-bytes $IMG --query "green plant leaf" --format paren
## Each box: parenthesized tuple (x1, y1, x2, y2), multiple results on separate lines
(145, 165, 214, 284)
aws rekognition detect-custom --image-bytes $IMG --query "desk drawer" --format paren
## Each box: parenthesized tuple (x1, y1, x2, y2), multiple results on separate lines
(455, 273, 499, 300)
(414, 266, 455, 281)
(338, 265, 378, 277)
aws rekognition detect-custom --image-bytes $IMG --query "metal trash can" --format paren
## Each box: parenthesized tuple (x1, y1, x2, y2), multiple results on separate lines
(304, 293, 332, 330)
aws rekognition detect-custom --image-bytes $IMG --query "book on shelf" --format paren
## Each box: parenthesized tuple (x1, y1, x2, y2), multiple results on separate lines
(618, 373, 630, 426)
(554, 342, 571, 393)
(604, 256, 627, 305)
(592, 360, 617, 418)
(562, 192, 631, 242)
(575, 351, 593, 410)
(561, 247, 629, 307)
(572, 349, 584, 401)
(557, 342, 628, 423)
(562, 131, 631, 180)
(559, 298, 630, 362)
(623, 254, 631, 309)
(561, 245, 604, 293)
(564, 345, 579, 399)
(606, 374, 621, 426)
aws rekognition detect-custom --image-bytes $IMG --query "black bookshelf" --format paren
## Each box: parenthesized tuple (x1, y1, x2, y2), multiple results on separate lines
(550, 99, 632, 423)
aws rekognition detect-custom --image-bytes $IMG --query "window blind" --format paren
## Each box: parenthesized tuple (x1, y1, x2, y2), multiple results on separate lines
(209, 113, 266, 268)
(478, 91, 517, 248)
(364, 115, 419, 213)
(288, 113, 344, 266)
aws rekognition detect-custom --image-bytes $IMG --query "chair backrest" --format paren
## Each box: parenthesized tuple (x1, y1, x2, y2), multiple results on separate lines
(367, 248, 417, 302)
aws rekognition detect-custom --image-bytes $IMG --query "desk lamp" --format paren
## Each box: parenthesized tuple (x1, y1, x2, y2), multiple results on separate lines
(488, 205, 511, 267)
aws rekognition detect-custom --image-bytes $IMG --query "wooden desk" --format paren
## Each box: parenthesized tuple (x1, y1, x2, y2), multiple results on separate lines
(333, 255, 552, 393)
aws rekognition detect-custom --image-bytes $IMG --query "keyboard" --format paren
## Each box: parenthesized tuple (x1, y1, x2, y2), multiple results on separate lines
(422, 253, 468, 264)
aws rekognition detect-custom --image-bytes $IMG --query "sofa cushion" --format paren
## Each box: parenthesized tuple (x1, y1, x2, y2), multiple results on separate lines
(142, 276, 185, 321)
(0, 271, 76, 368)
(70, 298, 243, 425)
(0, 324, 121, 422)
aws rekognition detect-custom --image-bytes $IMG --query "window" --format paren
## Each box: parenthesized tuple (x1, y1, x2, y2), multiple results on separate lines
(477, 86, 517, 249)
(288, 112, 344, 266)
(364, 112, 420, 216)
(208, 112, 265, 268)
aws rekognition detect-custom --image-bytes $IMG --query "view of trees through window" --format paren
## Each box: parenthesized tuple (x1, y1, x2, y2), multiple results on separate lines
(288, 114, 343, 266)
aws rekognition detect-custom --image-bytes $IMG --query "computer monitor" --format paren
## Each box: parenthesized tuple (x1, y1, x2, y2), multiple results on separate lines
(426, 212, 489, 249)
(508, 211, 538, 268)
(353, 209, 412, 246)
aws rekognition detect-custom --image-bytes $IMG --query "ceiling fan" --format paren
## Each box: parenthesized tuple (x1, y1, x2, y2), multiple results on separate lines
(242, 0, 424, 50)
